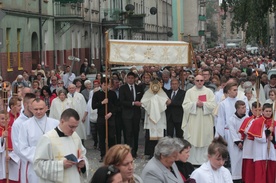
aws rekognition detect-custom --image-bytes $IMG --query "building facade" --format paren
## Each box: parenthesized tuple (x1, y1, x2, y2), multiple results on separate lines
(0, 0, 172, 81)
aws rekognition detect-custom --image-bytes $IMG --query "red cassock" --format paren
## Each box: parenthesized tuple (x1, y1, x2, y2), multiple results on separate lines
(239, 115, 256, 183)
(0, 126, 13, 150)
(247, 116, 276, 183)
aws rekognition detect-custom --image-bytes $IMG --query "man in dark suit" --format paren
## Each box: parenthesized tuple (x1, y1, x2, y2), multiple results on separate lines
(165, 78, 185, 138)
(92, 78, 118, 162)
(119, 72, 144, 158)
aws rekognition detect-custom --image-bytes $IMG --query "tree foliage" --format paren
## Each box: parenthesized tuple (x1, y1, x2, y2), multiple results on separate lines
(221, 0, 276, 45)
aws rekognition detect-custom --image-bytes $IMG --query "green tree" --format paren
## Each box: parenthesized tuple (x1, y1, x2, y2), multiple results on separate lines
(221, 0, 276, 46)
(206, 20, 219, 48)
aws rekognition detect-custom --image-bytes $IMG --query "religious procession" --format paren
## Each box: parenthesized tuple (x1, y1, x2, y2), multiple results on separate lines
(0, 38, 275, 183)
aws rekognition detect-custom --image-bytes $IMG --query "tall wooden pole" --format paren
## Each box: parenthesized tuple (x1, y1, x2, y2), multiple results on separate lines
(268, 100, 276, 157)
(105, 31, 109, 152)
(255, 71, 260, 117)
(3, 82, 9, 183)
(188, 35, 198, 75)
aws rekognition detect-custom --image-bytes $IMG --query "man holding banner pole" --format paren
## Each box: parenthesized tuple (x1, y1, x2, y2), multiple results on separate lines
(92, 78, 117, 162)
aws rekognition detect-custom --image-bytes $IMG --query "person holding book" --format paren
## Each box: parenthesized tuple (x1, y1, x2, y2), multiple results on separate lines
(182, 74, 216, 165)
(33, 108, 88, 183)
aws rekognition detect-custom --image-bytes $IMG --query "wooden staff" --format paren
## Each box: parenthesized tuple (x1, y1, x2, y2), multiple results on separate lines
(267, 99, 276, 157)
(3, 82, 9, 183)
(104, 30, 110, 152)
(255, 71, 260, 117)
(188, 35, 198, 75)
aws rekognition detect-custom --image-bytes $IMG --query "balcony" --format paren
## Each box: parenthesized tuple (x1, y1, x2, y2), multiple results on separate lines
(54, 0, 84, 3)
(54, 2, 83, 20)
(127, 14, 145, 30)
(198, 15, 206, 21)
(198, 30, 205, 36)
(103, 8, 124, 22)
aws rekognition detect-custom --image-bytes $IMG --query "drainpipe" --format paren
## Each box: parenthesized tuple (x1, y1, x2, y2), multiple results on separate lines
(89, 0, 93, 65)
(39, 0, 43, 67)
(53, 1, 56, 69)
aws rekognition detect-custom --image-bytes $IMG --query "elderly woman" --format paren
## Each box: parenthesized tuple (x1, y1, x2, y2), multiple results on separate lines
(104, 144, 143, 183)
(141, 137, 183, 183)
(81, 80, 92, 102)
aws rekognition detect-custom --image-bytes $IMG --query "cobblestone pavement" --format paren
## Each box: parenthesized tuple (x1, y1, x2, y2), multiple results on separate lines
(84, 126, 148, 181)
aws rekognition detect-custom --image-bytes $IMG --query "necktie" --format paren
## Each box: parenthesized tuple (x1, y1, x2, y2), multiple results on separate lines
(131, 85, 134, 101)
(172, 91, 176, 100)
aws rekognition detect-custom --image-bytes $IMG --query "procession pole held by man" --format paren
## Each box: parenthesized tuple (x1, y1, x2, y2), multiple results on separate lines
(268, 100, 276, 156)
(3, 83, 9, 183)
(255, 71, 260, 117)
(105, 30, 110, 151)
(188, 35, 198, 74)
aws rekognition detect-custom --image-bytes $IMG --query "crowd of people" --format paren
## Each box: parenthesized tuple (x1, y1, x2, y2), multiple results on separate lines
(0, 47, 275, 183)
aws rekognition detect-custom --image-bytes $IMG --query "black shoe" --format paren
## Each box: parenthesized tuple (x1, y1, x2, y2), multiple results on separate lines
(99, 157, 104, 163)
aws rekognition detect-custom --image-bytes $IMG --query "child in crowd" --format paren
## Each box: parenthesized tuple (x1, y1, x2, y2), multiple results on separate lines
(247, 103, 276, 183)
(239, 101, 261, 183)
(228, 100, 247, 183)
(0, 110, 20, 183)
(265, 89, 276, 104)
(190, 136, 232, 183)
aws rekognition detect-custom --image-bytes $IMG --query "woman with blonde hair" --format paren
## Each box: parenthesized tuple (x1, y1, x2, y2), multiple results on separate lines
(104, 144, 143, 183)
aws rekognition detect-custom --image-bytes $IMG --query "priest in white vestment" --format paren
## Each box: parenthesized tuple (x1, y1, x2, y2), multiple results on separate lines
(182, 75, 216, 165)
(34, 108, 88, 183)
(141, 80, 170, 157)
(67, 84, 87, 141)
(49, 89, 71, 120)
(18, 99, 59, 183)
(142, 80, 169, 140)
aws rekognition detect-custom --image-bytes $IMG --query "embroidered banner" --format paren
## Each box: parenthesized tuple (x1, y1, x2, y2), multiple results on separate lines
(109, 40, 190, 66)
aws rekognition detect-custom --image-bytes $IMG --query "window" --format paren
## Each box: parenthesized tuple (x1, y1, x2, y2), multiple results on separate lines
(6, 28, 13, 71)
(17, 29, 23, 70)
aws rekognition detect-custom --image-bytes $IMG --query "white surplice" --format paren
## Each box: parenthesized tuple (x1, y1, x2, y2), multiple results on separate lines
(0, 138, 20, 181)
(11, 112, 30, 183)
(18, 115, 59, 183)
(67, 92, 87, 140)
(49, 98, 71, 120)
(190, 161, 233, 183)
(34, 129, 88, 183)
(228, 113, 247, 180)
(141, 89, 168, 140)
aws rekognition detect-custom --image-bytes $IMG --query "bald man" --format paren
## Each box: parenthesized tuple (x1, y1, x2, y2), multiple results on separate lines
(182, 75, 216, 165)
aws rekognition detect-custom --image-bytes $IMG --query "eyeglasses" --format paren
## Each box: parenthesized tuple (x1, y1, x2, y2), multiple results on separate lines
(58, 82, 63, 84)
(195, 80, 204, 82)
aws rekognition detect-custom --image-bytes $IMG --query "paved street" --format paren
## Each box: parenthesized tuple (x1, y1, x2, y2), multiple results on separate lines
(84, 124, 148, 181)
